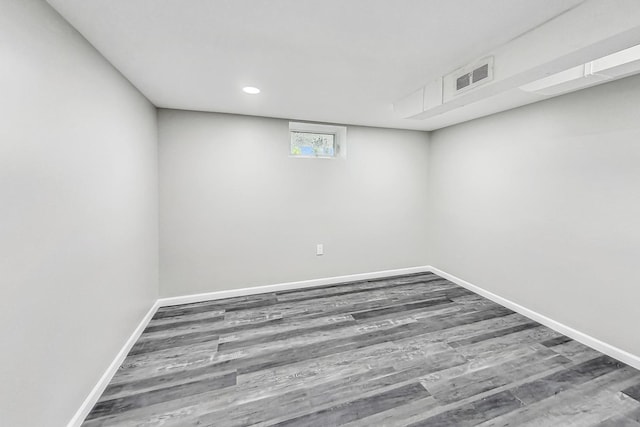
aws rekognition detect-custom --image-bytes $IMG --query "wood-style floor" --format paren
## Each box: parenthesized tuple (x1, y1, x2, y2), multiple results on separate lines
(84, 272, 640, 426)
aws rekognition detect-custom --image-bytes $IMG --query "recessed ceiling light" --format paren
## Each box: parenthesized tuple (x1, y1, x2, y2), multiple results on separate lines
(242, 86, 260, 94)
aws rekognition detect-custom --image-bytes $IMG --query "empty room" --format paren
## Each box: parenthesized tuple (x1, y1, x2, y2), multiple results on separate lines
(3, 0, 640, 426)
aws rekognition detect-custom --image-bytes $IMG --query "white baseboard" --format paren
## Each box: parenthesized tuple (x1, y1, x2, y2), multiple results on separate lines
(427, 266, 640, 371)
(67, 300, 160, 427)
(157, 265, 432, 307)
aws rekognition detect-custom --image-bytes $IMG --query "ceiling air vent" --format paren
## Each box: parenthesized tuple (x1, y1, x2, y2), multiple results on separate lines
(450, 57, 494, 96)
(473, 63, 490, 82)
(456, 73, 471, 91)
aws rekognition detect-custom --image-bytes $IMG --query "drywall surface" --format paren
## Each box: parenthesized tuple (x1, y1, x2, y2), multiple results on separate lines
(159, 110, 430, 296)
(0, 1, 158, 426)
(428, 74, 640, 357)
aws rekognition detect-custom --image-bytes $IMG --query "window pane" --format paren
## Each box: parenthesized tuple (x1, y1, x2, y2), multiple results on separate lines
(290, 131, 335, 157)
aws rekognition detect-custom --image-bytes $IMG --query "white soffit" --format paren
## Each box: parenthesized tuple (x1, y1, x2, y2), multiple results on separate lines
(395, 0, 640, 129)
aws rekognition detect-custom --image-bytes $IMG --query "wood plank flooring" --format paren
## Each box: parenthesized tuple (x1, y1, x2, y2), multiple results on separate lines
(83, 272, 640, 426)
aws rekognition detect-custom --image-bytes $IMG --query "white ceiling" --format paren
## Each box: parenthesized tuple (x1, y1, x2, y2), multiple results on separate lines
(47, 0, 585, 130)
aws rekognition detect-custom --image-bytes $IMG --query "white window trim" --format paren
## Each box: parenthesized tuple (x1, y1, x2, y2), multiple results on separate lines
(289, 122, 347, 159)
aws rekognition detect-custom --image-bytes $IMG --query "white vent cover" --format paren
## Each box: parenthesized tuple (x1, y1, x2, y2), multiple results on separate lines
(450, 57, 494, 95)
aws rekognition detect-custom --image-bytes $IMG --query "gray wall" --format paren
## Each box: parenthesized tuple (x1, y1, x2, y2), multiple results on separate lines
(158, 110, 430, 297)
(0, 1, 159, 426)
(427, 74, 640, 357)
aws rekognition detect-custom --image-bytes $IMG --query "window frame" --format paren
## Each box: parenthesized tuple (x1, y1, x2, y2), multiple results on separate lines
(289, 122, 347, 159)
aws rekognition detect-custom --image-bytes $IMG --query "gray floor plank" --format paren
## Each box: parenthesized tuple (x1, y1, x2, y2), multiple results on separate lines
(271, 383, 430, 427)
(592, 414, 640, 427)
(407, 390, 524, 427)
(475, 366, 640, 427)
(85, 371, 236, 421)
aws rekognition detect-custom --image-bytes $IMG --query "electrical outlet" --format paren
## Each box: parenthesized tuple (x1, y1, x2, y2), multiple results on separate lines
(316, 244, 324, 256)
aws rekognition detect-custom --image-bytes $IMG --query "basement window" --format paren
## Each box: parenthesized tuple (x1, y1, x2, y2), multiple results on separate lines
(289, 122, 346, 158)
